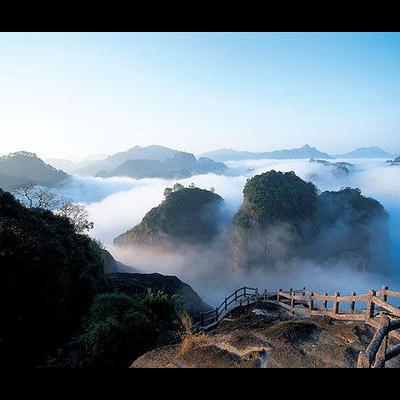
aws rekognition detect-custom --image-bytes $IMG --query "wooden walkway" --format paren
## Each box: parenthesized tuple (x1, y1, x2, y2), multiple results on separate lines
(198, 285, 400, 368)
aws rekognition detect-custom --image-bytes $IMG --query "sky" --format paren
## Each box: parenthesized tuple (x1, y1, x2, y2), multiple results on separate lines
(0, 32, 399, 160)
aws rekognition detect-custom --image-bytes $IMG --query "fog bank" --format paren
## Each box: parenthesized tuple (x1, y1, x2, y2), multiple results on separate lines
(54, 158, 400, 304)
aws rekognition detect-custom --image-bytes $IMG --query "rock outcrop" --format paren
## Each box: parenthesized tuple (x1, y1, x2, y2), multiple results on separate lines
(131, 301, 400, 368)
(107, 272, 211, 315)
(114, 185, 224, 249)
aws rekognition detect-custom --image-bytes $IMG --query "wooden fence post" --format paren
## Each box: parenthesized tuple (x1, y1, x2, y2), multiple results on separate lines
(290, 291, 295, 315)
(382, 285, 388, 303)
(333, 292, 340, 315)
(351, 292, 356, 314)
(277, 289, 282, 303)
(324, 293, 328, 311)
(308, 292, 314, 316)
(367, 290, 376, 321)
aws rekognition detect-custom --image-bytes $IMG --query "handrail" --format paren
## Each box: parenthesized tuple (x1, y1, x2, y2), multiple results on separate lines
(198, 284, 400, 368)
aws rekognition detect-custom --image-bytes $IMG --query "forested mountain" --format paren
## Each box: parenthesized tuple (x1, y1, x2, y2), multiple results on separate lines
(231, 170, 389, 272)
(114, 184, 224, 248)
(0, 151, 69, 190)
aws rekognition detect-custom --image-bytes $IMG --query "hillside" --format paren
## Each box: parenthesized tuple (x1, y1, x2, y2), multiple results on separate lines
(0, 151, 69, 190)
(0, 188, 106, 367)
(114, 185, 224, 248)
(201, 145, 333, 162)
(98, 153, 228, 179)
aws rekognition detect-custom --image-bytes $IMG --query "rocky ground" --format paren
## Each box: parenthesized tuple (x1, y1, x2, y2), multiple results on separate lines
(131, 302, 400, 368)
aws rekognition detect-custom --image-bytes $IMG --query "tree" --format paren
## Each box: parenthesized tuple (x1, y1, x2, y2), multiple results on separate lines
(56, 201, 94, 234)
(172, 183, 185, 192)
(12, 183, 94, 233)
(0, 189, 106, 367)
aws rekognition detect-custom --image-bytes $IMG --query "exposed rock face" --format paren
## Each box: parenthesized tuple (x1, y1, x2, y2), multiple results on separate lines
(0, 151, 69, 190)
(313, 188, 390, 272)
(231, 171, 390, 273)
(231, 171, 318, 270)
(114, 187, 224, 249)
(107, 272, 211, 315)
(131, 302, 398, 368)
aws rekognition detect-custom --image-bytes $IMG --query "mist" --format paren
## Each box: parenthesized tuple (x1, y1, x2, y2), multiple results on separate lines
(54, 158, 400, 305)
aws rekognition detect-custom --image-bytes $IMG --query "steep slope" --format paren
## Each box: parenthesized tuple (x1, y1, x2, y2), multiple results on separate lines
(201, 145, 333, 162)
(114, 185, 224, 248)
(0, 151, 69, 190)
(231, 170, 389, 272)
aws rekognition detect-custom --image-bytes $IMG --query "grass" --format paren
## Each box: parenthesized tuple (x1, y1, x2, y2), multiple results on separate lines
(179, 312, 213, 356)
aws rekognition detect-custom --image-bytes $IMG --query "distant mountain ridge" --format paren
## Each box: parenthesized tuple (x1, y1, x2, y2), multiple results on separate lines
(74, 145, 230, 179)
(98, 152, 228, 179)
(201, 145, 398, 162)
(200, 145, 333, 162)
(0, 151, 70, 190)
(336, 147, 395, 159)
(74, 145, 181, 176)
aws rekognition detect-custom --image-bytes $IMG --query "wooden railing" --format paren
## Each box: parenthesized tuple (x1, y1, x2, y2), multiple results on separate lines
(198, 285, 400, 368)
(199, 286, 259, 328)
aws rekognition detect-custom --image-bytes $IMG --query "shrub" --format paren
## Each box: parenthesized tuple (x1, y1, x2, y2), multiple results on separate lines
(76, 291, 183, 368)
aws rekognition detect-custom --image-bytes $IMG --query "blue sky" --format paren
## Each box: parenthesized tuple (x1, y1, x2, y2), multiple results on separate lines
(0, 32, 399, 159)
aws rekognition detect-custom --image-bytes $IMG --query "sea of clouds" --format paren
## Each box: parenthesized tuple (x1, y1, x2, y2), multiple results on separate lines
(54, 158, 400, 305)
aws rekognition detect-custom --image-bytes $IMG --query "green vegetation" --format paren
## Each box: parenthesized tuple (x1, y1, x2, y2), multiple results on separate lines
(0, 188, 106, 366)
(75, 291, 183, 368)
(312, 187, 389, 266)
(316, 187, 386, 228)
(232, 171, 389, 271)
(0, 188, 188, 367)
(235, 170, 317, 229)
(114, 184, 224, 247)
